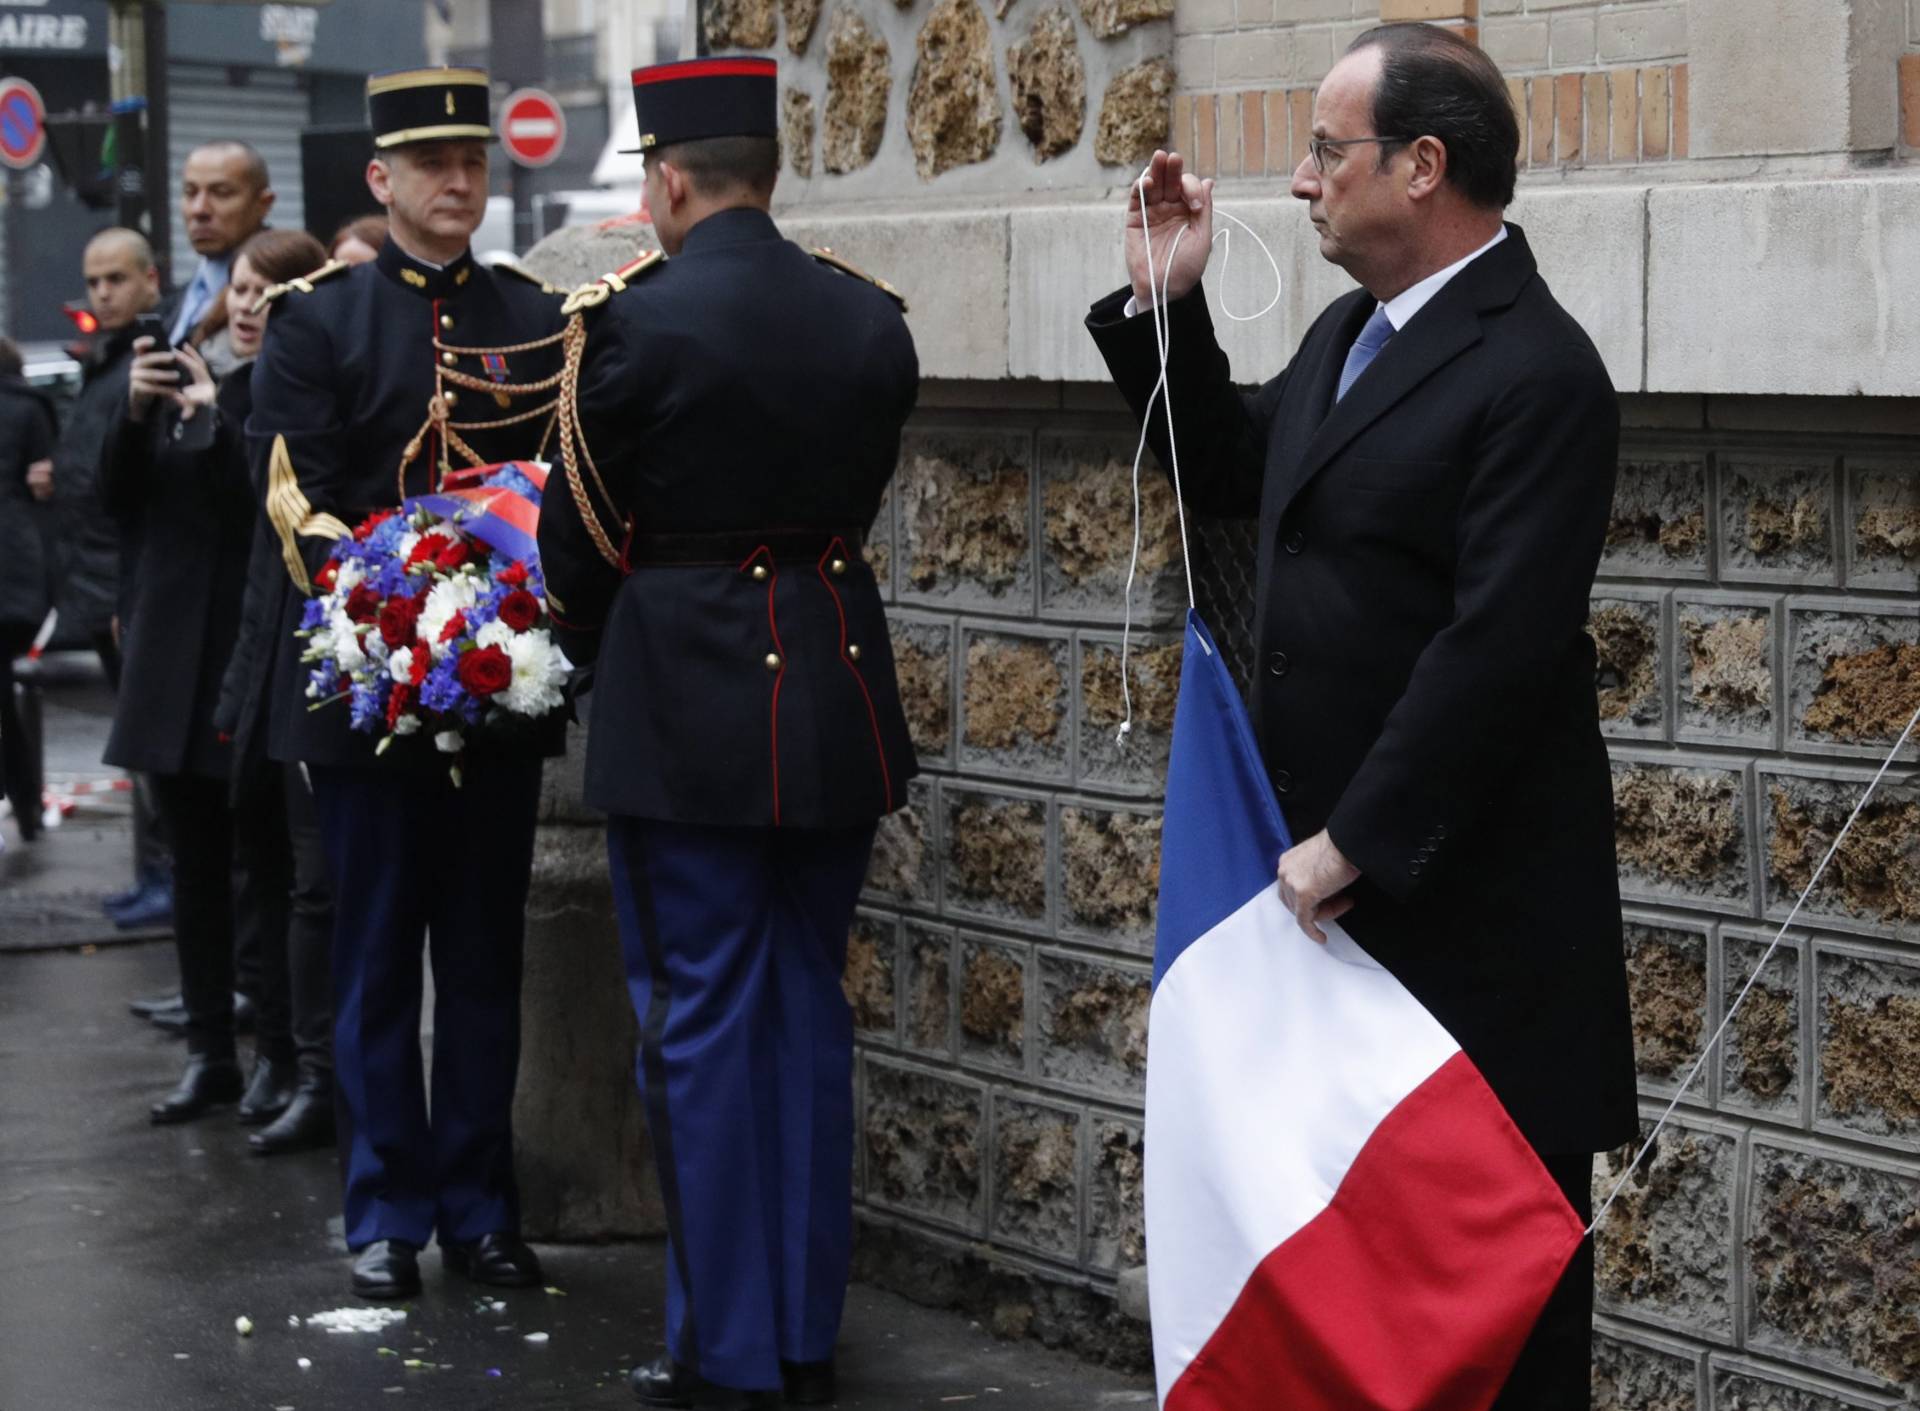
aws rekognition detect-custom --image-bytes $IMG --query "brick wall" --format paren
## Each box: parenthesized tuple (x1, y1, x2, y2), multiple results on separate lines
(848, 390, 1920, 1401)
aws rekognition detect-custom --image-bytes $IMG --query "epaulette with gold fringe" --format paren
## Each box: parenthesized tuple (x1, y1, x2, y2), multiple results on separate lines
(254, 258, 350, 313)
(560, 249, 666, 317)
(809, 247, 907, 313)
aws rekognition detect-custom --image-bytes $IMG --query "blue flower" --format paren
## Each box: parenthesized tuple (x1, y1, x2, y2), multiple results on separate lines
(348, 679, 385, 732)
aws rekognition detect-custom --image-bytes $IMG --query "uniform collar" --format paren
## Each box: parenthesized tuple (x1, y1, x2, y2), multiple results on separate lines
(378, 235, 480, 297)
(678, 204, 779, 256)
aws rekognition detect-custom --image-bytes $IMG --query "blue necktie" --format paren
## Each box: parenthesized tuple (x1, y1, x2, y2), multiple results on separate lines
(172, 263, 215, 344)
(1336, 305, 1396, 402)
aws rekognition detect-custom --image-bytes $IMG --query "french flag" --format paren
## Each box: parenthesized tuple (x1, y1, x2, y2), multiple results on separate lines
(1146, 611, 1585, 1411)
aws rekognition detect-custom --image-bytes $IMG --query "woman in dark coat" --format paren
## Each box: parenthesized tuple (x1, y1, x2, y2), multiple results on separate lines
(0, 338, 57, 840)
(102, 228, 329, 1124)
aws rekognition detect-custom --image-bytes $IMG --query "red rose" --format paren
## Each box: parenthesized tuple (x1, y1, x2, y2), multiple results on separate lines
(353, 509, 396, 541)
(499, 560, 530, 588)
(386, 683, 413, 728)
(345, 584, 381, 623)
(434, 538, 473, 572)
(377, 595, 422, 649)
(437, 611, 467, 645)
(497, 589, 540, 632)
(456, 644, 513, 698)
(314, 560, 340, 592)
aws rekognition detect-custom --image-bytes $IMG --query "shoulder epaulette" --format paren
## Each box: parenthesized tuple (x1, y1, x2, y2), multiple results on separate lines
(497, 261, 563, 296)
(256, 259, 350, 312)
(560, 249, 666, 317)
(810, 247, 908, 313)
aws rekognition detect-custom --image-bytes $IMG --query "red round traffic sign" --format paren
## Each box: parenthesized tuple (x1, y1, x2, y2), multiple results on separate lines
(501, 88, 566, 169)
(0, 77, 47, 171)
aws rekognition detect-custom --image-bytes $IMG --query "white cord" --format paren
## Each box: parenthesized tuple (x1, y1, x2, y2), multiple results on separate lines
(1586, 697, 1920, 1236)
(1209, 208, 1285, 323)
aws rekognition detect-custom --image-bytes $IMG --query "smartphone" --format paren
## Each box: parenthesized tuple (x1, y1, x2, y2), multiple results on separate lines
(130, 313, 172, 350)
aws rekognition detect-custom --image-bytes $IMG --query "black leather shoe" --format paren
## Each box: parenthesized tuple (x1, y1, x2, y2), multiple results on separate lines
(351, 1240, 421, 1300)
(781, 1359, 836, 1406)
(237, 1056, 298, 1125)
(249, 1081, 336, 1155)
(149, 1055, 244, 1124)
(443, 1231, 543, 1288)
(110, 879, 174, 930)
(128, 991, 182, 1019)
(628, 1356, 696, 1408)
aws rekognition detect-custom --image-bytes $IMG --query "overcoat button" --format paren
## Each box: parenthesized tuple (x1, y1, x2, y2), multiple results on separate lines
(830, 558, 847, 576)
(1267, 651, 1289, 677)
(847, 644, 862, 661)
(1284, 531, 1305, 555)
(751, 564, 769, 581)
(1410, 861, 1424, 876)
(441, 351, 457, 367)
(764, 653, 783, 672)
(1272, 770, 1293, 794)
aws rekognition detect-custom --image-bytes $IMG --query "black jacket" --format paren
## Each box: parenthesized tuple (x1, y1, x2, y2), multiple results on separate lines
(538, 207, 920, 829)
(50, 325, 142, 639)
(0, 375, 57, 635)
(100, 369, 256, 780)
(246, 240, 567, 769)
(1088, 225, 1637, 1155)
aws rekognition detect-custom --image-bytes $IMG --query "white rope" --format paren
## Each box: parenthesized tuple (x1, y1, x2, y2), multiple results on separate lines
(1209, 208, 1285, 324)
(1586, 696, 1920, 1236)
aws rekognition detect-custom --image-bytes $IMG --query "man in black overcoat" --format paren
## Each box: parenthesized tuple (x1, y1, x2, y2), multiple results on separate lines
(538, 57, 918, 1411)
(1087, 23, 1636, 1407)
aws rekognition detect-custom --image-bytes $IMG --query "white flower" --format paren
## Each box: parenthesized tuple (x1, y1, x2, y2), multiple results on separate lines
(388, 646, 415, 684)
(499, 628, 568, 717)
(474, 618, 514, 652)
(392, 712, 421, 736)
(417, 575, 481, 659)
(328, 611, 367, 674)
(435, 730, 464, 754)
(334, 561, 365, 594)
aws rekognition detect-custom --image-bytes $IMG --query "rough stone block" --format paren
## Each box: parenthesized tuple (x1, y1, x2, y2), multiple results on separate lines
(1845, 457, 1920, 592)
(1601, 454, 1710, 579)
(1038, 431, 1185, 625)
(863, 1059, 988, 1233)
(1787, 604, 1920, 759)
(822, 7, 889, 173)
(1622, 918, 1708, 1096)
(1674, 593, 1778, 751)
(847, 909, 901, 1042)
(1086, 1118, 1145, 1274)
(990, 1094, 1082, 1260)
(903, 922, 956, 1055)
(1815, 944, 1920, 1151)
(1760, 765, 1920, 938)
(1037, 950, 1150, 1097)
(1095, 59, 1175, 169)
(907, 0, 1003, 179)
(706, 0, 777, 48)
(889, 614, 954, 768)
(781, 87, 817, 175)
(868, 482, 896, 600)
(942, 785, 1052, 930)
(783, 0, 822, 54)
(1611, 756, 1753, 911)
(1007, 7, 1086, 163)
(1079, 0, 1172, 39)
(1076, 634, 1180, 797)
(958, 626, 1072, 781)
(896, 429, 1034, 611)
(1745, 1142, 1920, 1388)
(865, 776, 939, 908)
(958, 934, 1029, 1070)
(1718, 928, 1803, 1121)
(1719, 457, 1838, 587)
(1592, 1120, 1738, 1339)
(1058, 803, 1162, 952)
(1711, 1363, 1899, 1411)
(1589, 592, 1667, 740)
(1590, 1330, 1701, 1411)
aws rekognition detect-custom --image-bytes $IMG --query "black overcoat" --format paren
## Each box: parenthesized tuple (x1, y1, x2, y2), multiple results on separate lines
(0, 375, 57, 635)
(1088, 225, 1637, 1156)
(538, 206, 920, 830)
(246, 241, 567, 769)
(100, 370, 255, 780)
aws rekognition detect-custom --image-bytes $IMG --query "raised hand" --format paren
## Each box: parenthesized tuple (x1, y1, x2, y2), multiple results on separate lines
(126, 337, 181, 423)
(173, 342, 217, 421)
(1125, 149, 1215, 310)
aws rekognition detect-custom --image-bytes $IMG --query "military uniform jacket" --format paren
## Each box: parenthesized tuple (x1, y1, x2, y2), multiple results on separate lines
(247, 240, 566, 769)
(538, 206, 920, 830)
(1088, 226, 1637, 1156)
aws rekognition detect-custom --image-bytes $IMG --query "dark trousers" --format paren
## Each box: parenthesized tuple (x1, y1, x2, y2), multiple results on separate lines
(607, 816, 877, 1392)
(0, 631, 41, 836)
(1491, 1152, 1595, 1411)
(232, 759, 333, 1074)
(309, 759, 541, 1252)
(94, 629, 170, 885)
(147, 773, 236, 1058)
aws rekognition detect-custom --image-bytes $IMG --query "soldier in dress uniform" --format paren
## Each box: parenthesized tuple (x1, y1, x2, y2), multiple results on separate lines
(247, 66, 567, 1300)
(537, 57, 919, 1411)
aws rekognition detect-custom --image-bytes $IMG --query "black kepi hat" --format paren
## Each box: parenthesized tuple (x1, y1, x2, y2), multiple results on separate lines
(622, 57, 778, 154)
(367, 66, 493, 151)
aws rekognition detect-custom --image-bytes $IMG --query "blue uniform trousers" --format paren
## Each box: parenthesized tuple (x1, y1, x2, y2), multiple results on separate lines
(607, 816, 877, 1393)
(309, 759, 542, 1251)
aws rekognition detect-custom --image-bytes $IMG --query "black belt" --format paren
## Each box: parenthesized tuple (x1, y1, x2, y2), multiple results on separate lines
(623, 527, 865, 568)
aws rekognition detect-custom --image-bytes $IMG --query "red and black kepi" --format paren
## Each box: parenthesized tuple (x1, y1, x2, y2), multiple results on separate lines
(622, 57, 777, 153)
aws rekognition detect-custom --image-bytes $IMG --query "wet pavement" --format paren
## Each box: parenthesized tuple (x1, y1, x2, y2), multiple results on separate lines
(0, 672, 1157, 1411)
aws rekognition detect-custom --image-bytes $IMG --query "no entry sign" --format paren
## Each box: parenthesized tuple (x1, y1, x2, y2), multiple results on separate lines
(0, 77, 47, 170)
(501, 88, 565, 169)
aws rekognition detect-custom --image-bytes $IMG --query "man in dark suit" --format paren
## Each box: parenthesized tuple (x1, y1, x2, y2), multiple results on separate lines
(538, 57, 918, 1411)
(249, 66, 566, 1300)
(1088, 23, 1636, 1407)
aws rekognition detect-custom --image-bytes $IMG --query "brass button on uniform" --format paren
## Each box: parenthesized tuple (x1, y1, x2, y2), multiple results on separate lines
(440, 314, 455, 331)
(443, 390, 458, 406)
(829, 558, 847, 576)
(751, 564, 769, 581)
(764, 652, 782, 672)
(440, 351, 457, 367)
(847, 644, 862, 661)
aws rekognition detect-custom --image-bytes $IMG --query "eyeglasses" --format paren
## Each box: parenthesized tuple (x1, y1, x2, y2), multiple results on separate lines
(1307, 135, 1412, 174)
